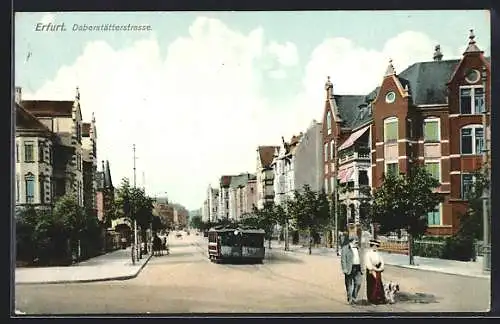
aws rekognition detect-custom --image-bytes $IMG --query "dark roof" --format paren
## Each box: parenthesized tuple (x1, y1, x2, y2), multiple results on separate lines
(104, 160, 113, 188)
(398, 59, 459, 105)
(21, 100, 74, 117)
(333, 95, 366, 128)
(230, 173, 251, 188)
(16, 103, 52, 133)
(82, 123, 91, 137)
(258, 146, 279, 168)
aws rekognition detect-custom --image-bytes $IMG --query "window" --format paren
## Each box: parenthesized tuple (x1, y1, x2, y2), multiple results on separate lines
(16, 143, 19, 163)
(327, 111, 332, 134)
(423, 118, 440, 142)
(39, 177, 45, 203)
(460, 86, 485, 114)
(461, 125, 484, 155)
(324, 143, 328, 161)
(461, 174, 476, 199)
(384, 117, 398, 143)
(385, 91, 396, 104)
(427, 204, 441, 226)
(25, 173, 35, 203)
(39, 144, 44, 162)
(16, 175, 19, 202)
(425, 162, 440, 181)
(359, 170, 369, 186)
(24, 142, 34, 162)
(324, 178, 328, 192)
(330, 141, 335, 160)
(386, 162, 399, 177)
(330, 177, 335, 193)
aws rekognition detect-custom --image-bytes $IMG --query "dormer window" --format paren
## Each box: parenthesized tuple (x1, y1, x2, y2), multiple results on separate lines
(460, 86, 484, 114)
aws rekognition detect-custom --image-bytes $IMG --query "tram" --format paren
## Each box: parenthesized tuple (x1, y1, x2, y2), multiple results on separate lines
(207, 227, 266, 263)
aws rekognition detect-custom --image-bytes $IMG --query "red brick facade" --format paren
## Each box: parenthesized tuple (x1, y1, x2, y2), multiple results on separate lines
(322, 31, 490, 236)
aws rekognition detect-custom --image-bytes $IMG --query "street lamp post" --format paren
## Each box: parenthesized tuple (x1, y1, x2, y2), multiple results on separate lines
(481, 66, 490, 272)
(333, 136, 340, 256)
(133, 144, 140, 262)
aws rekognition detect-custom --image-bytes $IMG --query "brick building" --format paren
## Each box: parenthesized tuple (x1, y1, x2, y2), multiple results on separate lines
(322, 30, 490, 236)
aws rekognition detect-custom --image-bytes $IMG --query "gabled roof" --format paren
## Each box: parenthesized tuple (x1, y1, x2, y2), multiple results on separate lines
(16, 102, 52, 134)
(258, 146, 279, 168)
(21, 100, 74, 117)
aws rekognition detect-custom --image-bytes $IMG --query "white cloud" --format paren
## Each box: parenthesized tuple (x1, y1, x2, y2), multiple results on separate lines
(22, 18, 473, 210)
(267, 41, 299, 66)
(268, 69, 287, 79)
(299, 30, 464, 119)
(40, 13, 56, 25)
(23, 17, 301, 209)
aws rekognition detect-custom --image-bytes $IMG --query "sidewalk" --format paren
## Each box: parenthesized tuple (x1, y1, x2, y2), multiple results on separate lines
(15, 247, 152, 285)
(270, 241, 490, 279)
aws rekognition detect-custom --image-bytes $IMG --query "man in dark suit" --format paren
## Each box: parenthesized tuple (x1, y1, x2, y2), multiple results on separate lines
(341, 237, 363, 304)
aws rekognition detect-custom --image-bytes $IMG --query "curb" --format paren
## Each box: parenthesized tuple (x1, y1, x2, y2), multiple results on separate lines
(276, 246, 490, 279)
(388, 263, 491, 279)
(16, 253, 153, 285)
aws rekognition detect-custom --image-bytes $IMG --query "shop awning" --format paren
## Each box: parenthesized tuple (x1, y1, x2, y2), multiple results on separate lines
(338, 167, 354, 183)
(338, 125, 370, 151)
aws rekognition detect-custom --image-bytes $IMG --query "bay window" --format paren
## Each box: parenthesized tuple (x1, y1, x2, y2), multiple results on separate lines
(385, 162, 399, 177)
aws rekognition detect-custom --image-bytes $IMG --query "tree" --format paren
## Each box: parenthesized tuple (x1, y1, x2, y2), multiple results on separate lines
(114, 178, 155, 253)
(52, 193, 87, 261)
(190, 215, 203, 230)
(287, 185, 331, 255)
(372, 165, 443, 265)
(251, 202, 277, 249)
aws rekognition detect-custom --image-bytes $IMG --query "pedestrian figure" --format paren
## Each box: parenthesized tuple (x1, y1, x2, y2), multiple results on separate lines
(365, 239, 386, 304)
(341, 237, 363, 305)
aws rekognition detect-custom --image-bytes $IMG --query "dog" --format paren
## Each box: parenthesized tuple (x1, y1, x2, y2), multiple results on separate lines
(384, 281, 400, 304)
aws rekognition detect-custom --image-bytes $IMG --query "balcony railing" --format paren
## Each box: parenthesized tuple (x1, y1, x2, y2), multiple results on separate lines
(339, 146, 370, 163)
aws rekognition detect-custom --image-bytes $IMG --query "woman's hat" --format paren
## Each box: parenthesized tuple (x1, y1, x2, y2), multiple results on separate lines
(369, 239, 381, 247)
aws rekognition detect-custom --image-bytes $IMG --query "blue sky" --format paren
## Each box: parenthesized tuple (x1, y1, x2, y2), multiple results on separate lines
(14, 11, 490, 210)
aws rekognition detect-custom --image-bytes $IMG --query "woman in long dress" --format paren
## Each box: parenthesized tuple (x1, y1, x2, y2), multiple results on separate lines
(365, 239, 386, 304)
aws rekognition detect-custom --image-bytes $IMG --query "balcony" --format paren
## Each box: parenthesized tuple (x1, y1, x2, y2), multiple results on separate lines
(339, 146, 370, 164)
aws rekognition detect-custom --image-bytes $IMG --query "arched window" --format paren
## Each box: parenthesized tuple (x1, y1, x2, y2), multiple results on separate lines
(460, 124, 484, 155)
(383, 117, 398, 143)
(25, 173, 35, 204)
(326, 110, 332, 134)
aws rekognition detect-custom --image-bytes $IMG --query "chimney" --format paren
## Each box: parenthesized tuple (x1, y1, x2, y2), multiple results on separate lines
(433, 45, 443, 61)
(15, 87, 22, 104)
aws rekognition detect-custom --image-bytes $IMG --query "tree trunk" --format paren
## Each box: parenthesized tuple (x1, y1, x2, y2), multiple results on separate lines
(268, 238, 272, 249)
(408, 232, 414, 265)
(308, 228, 312, 255)
(141, 229, 148, 254)
(284, 221, 289, 251)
